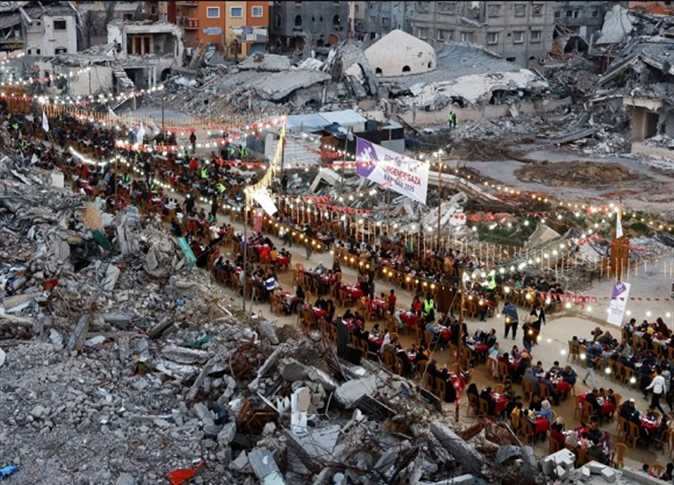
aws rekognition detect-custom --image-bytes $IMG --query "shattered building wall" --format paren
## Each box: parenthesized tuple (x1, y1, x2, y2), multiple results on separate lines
(107, 20, 184, 88)
(351, 1, 411, 42)
(24, 6, 78, 56)
(75, 1, 146, 50)
(407, 1, 555, 67)
(269, 0, 349, 52)
(553, 1, 619, 51)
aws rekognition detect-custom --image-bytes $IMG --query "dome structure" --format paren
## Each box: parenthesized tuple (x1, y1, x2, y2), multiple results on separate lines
(364, 29, 437, 77)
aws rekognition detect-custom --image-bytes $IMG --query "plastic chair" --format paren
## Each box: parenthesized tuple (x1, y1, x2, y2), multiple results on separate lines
(625, 421, 640, 448)
(612, 442, 627, 469)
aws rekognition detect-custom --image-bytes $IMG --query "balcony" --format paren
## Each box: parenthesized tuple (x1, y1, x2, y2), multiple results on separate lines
(176, 1, 198, 6)
(178, 17, 199, 29)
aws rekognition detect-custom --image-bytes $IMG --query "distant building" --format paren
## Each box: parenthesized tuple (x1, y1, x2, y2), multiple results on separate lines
(75, 1, 147, 50)
(25, 5, 78, 56)
(0, 1, 78, 55)
(406, 1, 555, 67)
(350, 1, 411, 42)
(172, 1, 269, 59)
(107, 20, 183, 87)
(269, 1, 349, 52)
(553, 1, 620, 53)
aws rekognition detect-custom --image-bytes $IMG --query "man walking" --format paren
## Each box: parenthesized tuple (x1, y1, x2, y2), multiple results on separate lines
(503, 300, 519, 340)
(647, 367, 667, 415)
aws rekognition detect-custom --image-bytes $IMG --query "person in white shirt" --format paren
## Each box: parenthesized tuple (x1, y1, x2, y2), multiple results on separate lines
(646, 367, 667, 415)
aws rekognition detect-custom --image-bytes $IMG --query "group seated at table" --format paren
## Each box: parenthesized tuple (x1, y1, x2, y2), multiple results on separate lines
(617, 398, 670, 444)
(553, 416, 613, 465)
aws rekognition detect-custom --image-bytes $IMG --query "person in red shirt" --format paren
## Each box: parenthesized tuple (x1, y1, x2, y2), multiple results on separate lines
(188, 157, 199, 172)
(411, 295, 422, 316)
(387, 289, 396, 315)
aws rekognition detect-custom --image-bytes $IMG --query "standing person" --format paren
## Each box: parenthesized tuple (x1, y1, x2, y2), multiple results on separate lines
(530, 303, 546, 332)
(647, 367, 667, 416)
(502, 300, 519, 340)
(387, 289, 396, 315)
(422, 293, 435, 322)
(448, 111, 453, 129)
(522, 321, 533, 353)
(367, 272, 375, 300)
(189, 130, 197, 154)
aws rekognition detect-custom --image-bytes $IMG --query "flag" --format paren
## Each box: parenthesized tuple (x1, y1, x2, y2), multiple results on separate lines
(616, 208, 623, 239)
(41, 111, 49, 132)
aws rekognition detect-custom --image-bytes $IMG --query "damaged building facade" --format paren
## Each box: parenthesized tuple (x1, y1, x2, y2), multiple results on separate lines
(407, 1, 556, 66)
(350, 1, 411, 42)
(107, 20, 184, 87)
(0, 1, 78, 55)
(270, 0, 349, 52)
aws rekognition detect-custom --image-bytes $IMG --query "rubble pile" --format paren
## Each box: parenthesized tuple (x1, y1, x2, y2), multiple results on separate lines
(0, 155, 548, 484)
(152, 42, 381, 121)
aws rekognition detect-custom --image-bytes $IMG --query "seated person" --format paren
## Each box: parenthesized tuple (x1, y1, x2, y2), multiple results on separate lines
(583, 417, 603, 444)
(585, 388, 601, 415)
(426, 359, 438, 387)
(438, 365, 457, 403)
(550, 419, 566, 449)
(479, 386, 496, 415)
(537, 399, 554, 424)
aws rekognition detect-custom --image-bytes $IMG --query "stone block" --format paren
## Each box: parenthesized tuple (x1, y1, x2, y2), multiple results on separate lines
(600, 467, 616, 483)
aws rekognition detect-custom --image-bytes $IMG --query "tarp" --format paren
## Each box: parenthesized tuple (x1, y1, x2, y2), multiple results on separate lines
(177, 237, 197, 267)
(355, 137, 429, 205)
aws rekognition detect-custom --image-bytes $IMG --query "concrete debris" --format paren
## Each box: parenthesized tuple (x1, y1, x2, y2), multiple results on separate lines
(239, 53, 292, 72)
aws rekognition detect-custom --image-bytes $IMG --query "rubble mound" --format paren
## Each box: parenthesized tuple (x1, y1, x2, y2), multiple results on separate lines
(515, 161, 641, 187)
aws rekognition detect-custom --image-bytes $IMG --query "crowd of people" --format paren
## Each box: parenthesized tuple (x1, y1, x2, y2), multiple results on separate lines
(6, 101, 674, 475)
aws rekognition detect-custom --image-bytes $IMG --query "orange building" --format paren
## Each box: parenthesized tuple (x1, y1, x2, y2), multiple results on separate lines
(172, 1, 269, 58)
(628, 1, 674, 15)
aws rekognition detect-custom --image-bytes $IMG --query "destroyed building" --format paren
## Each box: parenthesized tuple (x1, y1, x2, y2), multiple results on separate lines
(407, 1, 556, 67)
(75, 1, 148, 50)
(0, 1, 77, 55)
(553, 1, 616, 54)
(107, 20, 184, 87)
(269, 0, 349, 52)
(350, 1, 411, 42)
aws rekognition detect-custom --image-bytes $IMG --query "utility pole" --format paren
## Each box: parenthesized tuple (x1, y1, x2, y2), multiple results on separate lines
(437, 157, 442, 250)
(455, 266, 465, 423)
(161, 92, 165, 132)
(242, 199, 248, 313)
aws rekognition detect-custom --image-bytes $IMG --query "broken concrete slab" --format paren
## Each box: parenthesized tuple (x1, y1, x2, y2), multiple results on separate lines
(248, 447, 286, 485)
(334, 375, 378, 408)
(280, 359, 310, 382)
(217, 422, 237, 447)
(239, 53, 291, 72)
(66, 314, 91, 352)
(290, 387, 311, 436)
(430, 422, 484, 475)
(161, 344, 210, 365)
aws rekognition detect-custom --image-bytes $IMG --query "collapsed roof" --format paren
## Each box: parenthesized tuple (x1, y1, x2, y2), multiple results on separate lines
(377, 42, 548, 108)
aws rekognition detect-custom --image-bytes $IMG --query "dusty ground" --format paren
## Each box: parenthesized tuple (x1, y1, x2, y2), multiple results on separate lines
(515, 161, 642, 187)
